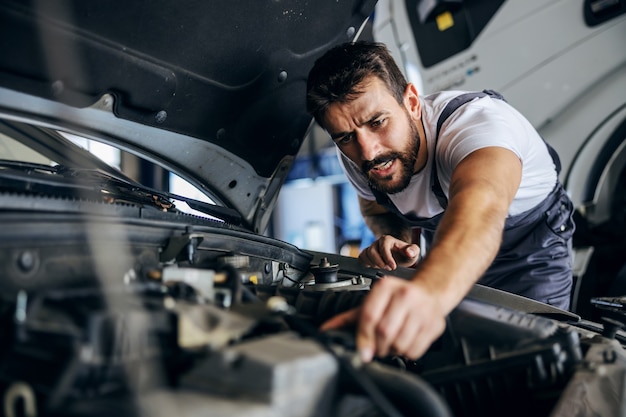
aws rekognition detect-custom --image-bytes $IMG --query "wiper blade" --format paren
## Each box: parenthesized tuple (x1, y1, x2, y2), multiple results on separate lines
(59, 166, 243, 225)
(0, 160, 243, 225)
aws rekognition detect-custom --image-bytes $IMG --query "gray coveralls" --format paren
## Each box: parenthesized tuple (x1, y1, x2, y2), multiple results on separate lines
(371, 91, 575, 310)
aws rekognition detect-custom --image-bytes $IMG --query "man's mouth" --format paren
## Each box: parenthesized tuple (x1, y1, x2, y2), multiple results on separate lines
(367, 158, 395, 178)
(363, 153, 403, 180)
(372, 159, 393, 171)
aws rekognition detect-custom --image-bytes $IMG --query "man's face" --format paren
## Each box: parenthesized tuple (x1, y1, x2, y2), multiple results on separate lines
(322, 76, 421, 194)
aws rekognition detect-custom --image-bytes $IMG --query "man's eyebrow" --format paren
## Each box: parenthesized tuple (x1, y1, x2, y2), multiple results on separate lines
(329, 112, 386, 140)
(366, 112, 385, 123)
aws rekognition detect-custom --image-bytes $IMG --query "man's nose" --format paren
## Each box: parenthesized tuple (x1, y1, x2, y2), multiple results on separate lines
(356, 131, 379, 161)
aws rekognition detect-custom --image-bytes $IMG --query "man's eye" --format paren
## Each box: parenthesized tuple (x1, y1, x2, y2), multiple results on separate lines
(336, 135, 353, 145)
(371, 118, 385, 127)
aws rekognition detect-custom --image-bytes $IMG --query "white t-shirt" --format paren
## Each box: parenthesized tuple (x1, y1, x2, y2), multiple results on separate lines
(339, 90, 557, 218)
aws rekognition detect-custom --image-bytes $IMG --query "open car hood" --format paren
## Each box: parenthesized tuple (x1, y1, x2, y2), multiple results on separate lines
(0, 0, 376, 232)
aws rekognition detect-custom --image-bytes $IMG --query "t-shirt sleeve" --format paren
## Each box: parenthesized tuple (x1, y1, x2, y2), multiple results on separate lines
(437, 99, 524, 171)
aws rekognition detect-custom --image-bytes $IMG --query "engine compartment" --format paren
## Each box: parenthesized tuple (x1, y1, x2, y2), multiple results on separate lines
(2, 209, 625, 417)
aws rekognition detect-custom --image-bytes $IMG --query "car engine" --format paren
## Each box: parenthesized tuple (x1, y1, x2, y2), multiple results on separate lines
(1, 190, 626, 417)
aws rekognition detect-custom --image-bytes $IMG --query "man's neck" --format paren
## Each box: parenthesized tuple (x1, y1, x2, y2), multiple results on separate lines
(413, 118, 429, 174)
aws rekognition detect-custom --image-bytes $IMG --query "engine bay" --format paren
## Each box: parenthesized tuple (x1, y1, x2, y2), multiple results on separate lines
(2, 209, 625, 417)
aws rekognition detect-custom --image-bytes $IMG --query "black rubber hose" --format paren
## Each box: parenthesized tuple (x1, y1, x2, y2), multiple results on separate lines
(360, 361, 453, 417)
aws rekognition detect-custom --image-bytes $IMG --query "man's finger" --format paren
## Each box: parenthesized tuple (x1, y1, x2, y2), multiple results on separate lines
(374, 300, 409, 357)
(377, 238, 397, 270)
(406, 316, 447, 360)
(358, 248, 375, 268)
(403, 244, 419, 259)
(390, 243, 420, 268)
(357, 280, 395, 362)
(319, 307, 360, 331)
(390, 312, 422, 357)
(359, 245, 386, 269)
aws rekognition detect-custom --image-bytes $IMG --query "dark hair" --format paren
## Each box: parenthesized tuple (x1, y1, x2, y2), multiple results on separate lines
(306, 41, 408, 126)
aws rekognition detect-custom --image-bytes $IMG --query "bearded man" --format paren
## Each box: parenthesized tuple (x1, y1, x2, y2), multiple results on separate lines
(305, 41, 575, 362)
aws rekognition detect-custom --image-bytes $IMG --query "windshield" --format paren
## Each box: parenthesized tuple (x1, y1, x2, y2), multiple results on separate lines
(0, 120, 231, 222)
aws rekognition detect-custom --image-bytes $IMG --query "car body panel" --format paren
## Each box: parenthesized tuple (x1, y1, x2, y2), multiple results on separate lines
(0, 0, 376, 232)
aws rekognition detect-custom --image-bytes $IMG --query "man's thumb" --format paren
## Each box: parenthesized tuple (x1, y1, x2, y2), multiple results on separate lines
(405, 245, 418, 258)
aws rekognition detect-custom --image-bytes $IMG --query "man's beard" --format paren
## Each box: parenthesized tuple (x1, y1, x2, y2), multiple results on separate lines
(363, 118, 420, 195)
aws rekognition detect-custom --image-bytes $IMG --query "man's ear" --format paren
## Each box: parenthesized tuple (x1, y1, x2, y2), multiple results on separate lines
(404, 83, 421, 119)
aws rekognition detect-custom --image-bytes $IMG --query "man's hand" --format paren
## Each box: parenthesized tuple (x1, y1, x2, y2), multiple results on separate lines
(320, 275, 447, 361)
(359, 235, 420, 270)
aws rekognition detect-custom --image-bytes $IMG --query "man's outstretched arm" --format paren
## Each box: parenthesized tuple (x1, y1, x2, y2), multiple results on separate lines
(323, 146, 522, 361)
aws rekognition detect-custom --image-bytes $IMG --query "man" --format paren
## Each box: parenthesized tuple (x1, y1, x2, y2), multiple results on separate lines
(305, 41, 575, 362)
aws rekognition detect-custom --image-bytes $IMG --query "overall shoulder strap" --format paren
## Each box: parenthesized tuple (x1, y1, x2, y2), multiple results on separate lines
(432, 90, 500, 208)
(435, 91, 492, 139)
(435, 89, 561, 176)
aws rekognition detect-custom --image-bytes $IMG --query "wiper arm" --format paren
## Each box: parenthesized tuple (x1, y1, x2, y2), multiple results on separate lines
(56, 165, 244, 225)
(0, 160, 243, 225)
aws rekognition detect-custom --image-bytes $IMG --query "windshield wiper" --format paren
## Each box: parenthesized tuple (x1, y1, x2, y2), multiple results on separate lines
(0, 160, 243, 225)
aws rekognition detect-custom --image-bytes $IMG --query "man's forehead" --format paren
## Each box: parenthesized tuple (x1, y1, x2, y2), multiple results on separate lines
(326, 80, 396, 124)
(353, 76, 395, 104)
(324, 104, 382, 138)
